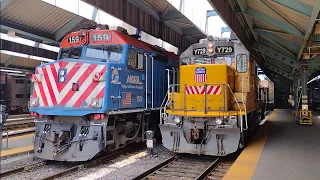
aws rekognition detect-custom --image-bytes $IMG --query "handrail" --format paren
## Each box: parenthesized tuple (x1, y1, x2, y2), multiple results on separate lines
(226, 84, 243, 132)
(241, 77, 248, 131)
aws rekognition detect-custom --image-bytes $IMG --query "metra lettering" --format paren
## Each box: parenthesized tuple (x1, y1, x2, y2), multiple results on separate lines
(127, 75, 142, 84)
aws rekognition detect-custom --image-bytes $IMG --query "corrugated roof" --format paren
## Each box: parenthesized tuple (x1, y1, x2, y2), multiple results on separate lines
(1, 0, 75, 34)
(1, 54, 43, 69)
(264, 0, 310, 33)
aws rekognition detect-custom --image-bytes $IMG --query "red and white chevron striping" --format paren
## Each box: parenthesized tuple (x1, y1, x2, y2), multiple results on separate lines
(185, 85, 221, 95)
(32, 61, 106, 108)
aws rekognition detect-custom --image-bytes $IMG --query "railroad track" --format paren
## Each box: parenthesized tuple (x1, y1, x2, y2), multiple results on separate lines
(133, 155, 222, 180)
(0, 143, 145, 180)
(3, 118, 34, 131)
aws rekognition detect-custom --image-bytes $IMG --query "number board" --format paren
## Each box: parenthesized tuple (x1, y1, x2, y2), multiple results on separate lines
(90, 33, 110, 41)
(215, 46, 234, 54)
(68, 36, 80, 44)
(193, 47, 206, 55)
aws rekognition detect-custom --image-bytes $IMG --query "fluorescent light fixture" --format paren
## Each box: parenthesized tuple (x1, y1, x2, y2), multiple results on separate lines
(6, 73, 26, 77)
(0, 69, 23, 73)
(0, 50, 55, 62)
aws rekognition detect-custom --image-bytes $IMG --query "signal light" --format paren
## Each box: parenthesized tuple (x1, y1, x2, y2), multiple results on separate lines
(92, 113, 107, 120)
(92, 72, 106, 82)
(31, 74, 42, 82)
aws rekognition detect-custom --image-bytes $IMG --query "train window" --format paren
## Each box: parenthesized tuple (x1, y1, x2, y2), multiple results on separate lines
(86, 45, 104, 59)
(236, 54, 248, 73)
(59, 46, 82, 59)
(137, 53, 144, 70)
(16, 79, 24, 84)
(213, 57, 232, 65)
(195, 57, 212, 64)
(15, 94, 23, 98)
(128, 49, 137, 69)
(181, 57, 191, 65)
(85, 45, 123, 62)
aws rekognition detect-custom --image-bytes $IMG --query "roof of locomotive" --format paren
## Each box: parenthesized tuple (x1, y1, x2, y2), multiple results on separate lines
(60, 29, 179, 60)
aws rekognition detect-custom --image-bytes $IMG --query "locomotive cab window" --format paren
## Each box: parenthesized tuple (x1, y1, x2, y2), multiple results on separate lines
(127, 49, 144, 71)
(181, 57, 191, 65)
(127, 49, 137, 69)
(236, 54, 248, 73)
(137, 53, 144, 70)
(59, 46, 82, 59)
(86, 45, 123, 62)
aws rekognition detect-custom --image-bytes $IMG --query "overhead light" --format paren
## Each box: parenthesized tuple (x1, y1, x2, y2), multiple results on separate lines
(0, 69, 23, 73)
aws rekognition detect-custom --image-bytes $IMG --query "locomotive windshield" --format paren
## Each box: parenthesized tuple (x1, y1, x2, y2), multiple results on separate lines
(181, 56, 232, 65)
(59, 46, 82, 59)
(85, 44, 123, 62)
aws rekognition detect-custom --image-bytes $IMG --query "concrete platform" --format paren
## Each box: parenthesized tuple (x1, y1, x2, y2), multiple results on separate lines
(1, 133, 34, 157)
(223, 109, 320, 180)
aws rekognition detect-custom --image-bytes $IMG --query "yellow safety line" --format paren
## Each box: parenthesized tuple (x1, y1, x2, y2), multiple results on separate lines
(0, 145, 34, 157)
(222, 109, 278, 180)
(2, 133, 34, 141)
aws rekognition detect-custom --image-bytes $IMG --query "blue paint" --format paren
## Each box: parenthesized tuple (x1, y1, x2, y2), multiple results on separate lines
(30, 43, 178, 116)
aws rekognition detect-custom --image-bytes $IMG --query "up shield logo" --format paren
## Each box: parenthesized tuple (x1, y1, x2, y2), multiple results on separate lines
(194, 67, 207, 83)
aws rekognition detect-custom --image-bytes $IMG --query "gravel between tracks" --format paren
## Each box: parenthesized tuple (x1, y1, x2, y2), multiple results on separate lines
(60, 145, 175, 180)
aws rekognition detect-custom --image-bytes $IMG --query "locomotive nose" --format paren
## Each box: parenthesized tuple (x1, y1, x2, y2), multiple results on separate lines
(30, 60, 107, 110)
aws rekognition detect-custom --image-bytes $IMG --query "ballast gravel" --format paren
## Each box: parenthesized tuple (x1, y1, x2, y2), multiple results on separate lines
(60, 144, 175, 180)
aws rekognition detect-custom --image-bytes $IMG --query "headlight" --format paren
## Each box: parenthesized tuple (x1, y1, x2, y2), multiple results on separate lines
(30, 98, 38, 106)
(208, 43, 213, 48)
(59, 70, 65, 76)
(208, 48, 214, 53)
(91, 99, 98, 107)
(174, 116, 181, 123)
(215, 117, 223, 125)
(59, 76, 65, 82)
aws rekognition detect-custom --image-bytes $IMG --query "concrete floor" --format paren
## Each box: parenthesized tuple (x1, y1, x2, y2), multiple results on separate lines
(252, 109, 320, 180)
(1, 133, 33, 150)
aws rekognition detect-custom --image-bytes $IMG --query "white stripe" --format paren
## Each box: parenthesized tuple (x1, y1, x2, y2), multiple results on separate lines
(191, 86, 198, 94)
(65, 65, 105, 107)
(46, 64, 59, 103)
(38, 68, 53, 106)
(217, 86, 221, 94)
(59, 62, 90, 100)
(34, 82, 44, 106)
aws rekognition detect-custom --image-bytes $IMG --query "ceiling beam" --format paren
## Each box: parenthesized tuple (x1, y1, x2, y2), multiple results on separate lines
(258, 0, 304, 33)
(255, 29, 300, 53)
(246, 8, 304, 38)
(235, 0, 258, 41)
(297, 1, 320, 59)
(162, 11, 185, 21)
(182, 28, 203, 36)
(258, 37, 296, 58)
(265, 57, 293, 73)
(270, 0, 313, 17)
(127, 0, 161, 20)
(253, 42, 299, 69)
(0, 19, 59, 46)
(54, 16, 84, 41)
(4, 56, 17, 67)
(264, 63, 293, 80)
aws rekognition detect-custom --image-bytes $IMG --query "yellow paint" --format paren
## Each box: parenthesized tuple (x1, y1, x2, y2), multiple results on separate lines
(299, 110, 312, 125)
(0, 145, 34, 157)
(222, 109, 278, 180)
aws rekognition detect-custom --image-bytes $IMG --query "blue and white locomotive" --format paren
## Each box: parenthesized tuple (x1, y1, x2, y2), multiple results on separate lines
(29, 26, 178, 161)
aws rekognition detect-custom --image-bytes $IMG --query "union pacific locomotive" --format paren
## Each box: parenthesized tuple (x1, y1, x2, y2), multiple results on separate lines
(160, 36, 263, 156)
(29, 26, 178, 161)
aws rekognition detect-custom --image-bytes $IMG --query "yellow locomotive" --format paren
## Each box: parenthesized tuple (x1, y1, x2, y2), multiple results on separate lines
(159, 36, 262, 156)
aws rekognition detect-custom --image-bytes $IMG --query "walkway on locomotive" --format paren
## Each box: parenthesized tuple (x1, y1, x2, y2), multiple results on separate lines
(29, 29, 178, 116)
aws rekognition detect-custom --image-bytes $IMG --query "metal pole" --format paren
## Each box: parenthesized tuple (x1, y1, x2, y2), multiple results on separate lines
(0, 105, 7, 151)
(6, 131, 9, 149)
